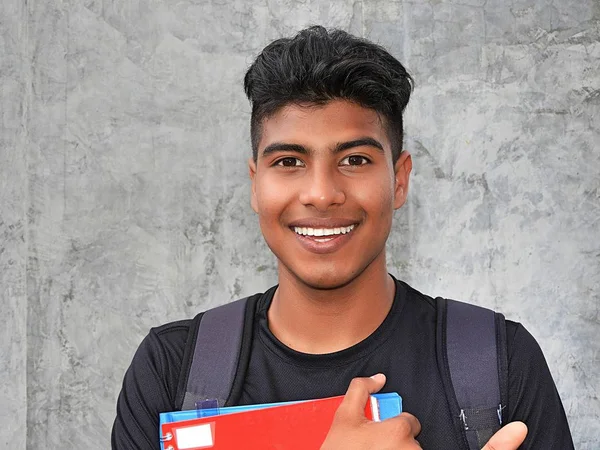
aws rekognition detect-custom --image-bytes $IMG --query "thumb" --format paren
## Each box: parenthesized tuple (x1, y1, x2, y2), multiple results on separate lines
(481, 421, 528, 450)
(336, 374, 387, 421)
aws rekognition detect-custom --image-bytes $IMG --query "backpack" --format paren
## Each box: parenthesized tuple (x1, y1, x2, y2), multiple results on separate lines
(173, 293, 508, 450)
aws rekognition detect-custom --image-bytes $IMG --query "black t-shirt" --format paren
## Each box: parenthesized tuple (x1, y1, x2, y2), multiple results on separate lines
(112, 279, 574, 449)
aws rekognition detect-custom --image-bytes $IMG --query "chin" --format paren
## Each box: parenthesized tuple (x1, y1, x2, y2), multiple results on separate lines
(288, 266, 362, 291)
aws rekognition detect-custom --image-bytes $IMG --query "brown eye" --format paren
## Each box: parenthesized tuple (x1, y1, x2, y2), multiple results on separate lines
(341, 155, 369, 166)
(275, 157, 304, 167)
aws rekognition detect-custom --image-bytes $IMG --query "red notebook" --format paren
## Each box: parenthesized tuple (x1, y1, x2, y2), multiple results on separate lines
(160, 395, 379, 450)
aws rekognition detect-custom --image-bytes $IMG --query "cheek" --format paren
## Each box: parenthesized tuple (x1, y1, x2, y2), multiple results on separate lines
(352, 178, 395, 218)
(255, 177, 290, 220)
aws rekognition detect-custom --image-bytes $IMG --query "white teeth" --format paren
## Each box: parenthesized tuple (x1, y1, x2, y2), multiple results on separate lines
(293, 225, 355, 237)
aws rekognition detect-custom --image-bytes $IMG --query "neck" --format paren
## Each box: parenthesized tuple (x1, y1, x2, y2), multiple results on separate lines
(268, 255, 395, 354)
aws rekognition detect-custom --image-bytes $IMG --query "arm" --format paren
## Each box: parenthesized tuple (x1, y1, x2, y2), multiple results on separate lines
(112, 328, 183, 450)
(506, 323, 574, 449)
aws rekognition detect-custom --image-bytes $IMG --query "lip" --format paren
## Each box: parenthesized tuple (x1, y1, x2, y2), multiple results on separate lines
(291, 224, 357, 254)
(288, 219, 359, 228)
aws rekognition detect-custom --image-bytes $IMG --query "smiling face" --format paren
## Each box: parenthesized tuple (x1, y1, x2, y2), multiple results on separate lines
(249, 99, 412, 290)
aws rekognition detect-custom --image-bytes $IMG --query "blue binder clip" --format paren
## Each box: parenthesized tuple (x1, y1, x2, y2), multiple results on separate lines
(196, 398, 220, 417)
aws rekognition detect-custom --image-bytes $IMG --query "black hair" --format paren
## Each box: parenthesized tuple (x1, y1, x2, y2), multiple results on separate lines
(243, 25, 413, 162)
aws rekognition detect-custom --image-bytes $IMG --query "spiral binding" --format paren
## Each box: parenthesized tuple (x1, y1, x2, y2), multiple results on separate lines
(160, 430, 173, 450)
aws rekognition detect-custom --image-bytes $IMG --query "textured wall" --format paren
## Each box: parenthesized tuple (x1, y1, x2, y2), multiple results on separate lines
(393, 2, 600, 448)
(0, 0, 598, 448)
(1, 0, 28, 447)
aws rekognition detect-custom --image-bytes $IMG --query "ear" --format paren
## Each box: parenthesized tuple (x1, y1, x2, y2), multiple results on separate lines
(393, 151, 412, 210)
(248, 157, 259, 213)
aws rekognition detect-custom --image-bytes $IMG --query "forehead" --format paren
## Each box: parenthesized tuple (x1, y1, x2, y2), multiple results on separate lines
(257, 100, 390, 152)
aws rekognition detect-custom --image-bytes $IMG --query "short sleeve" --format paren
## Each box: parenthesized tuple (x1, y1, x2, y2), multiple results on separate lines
(506, 322, 574, 449)
(111, 322, 189, 450)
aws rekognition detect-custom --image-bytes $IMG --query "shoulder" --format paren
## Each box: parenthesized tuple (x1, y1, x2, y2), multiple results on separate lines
(395, 279, 538, 349)
(394, 278, 437, 313)
(505, 320, 537, 358)
(503, 319, 558, 386)
(145, 318, 194, 362)
(129, 318, 194, 381)
(504, 319, 554, 387)
(394, 276, 555, 385)
(124, 317, 195, 406)
(502, 320, 574, 448)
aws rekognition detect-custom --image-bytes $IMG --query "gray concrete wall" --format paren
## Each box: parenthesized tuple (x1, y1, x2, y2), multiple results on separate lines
(0, 0, 598, 448)
(1, 0, 28, 447)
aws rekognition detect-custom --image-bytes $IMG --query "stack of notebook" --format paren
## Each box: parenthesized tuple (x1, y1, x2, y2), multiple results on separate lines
(159, 392, 402, 450)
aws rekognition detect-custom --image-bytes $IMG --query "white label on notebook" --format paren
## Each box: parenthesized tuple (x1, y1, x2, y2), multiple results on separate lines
(175, 423, 214, 449)
(370, 396, 380, 422)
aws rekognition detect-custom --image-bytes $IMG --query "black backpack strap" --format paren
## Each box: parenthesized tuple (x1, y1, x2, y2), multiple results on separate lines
(436, 297, 508, 450)
(177, 294, 259, 410)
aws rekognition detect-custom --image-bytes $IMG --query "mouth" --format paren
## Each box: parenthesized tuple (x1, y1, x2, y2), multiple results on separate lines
(289, 223, 358, 253)
(292, 224, 356, 241)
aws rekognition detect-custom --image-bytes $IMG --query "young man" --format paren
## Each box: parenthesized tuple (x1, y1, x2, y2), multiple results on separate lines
(112, 26, 573, 449)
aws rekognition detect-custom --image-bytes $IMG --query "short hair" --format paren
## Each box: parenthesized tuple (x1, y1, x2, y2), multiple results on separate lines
(243, 25, 413, 162)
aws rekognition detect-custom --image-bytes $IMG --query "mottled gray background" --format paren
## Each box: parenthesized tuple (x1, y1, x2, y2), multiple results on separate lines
(1, 0, 599, 448)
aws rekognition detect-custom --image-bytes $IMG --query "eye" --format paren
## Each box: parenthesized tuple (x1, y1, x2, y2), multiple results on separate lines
(275, 157, 305, 167)
(340, 155, 370, 166)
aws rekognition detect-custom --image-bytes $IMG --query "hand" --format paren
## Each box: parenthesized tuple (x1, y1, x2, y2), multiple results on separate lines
(320, 374, 422, 450)
(481, 421, 528, 450)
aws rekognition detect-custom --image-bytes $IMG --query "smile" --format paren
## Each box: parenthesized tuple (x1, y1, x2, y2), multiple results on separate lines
(293, 225, 355, 237)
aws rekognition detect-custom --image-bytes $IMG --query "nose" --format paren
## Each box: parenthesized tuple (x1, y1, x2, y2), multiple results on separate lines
(298, 165, 346, 211)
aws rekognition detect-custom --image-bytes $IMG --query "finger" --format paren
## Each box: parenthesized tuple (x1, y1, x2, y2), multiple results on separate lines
(337, 374, 386, 419)
(383, 412, 422, 438)
(481, 421, 528, 450)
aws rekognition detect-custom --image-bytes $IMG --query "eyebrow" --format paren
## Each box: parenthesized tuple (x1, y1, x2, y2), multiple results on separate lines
(334, 138, 384, 154)
(262, 142, 308, 156)
(261, 137, 384, 157)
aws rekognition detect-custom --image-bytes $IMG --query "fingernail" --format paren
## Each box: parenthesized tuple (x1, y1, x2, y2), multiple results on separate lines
(370, 373, 386, 382)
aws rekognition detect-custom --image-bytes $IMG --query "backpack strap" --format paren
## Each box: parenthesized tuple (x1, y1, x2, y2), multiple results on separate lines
(436, 297, 508, 450)
(176, 294, 260, 410)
